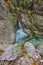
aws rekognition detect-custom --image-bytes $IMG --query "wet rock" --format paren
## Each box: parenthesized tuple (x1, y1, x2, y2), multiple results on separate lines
(29, 38, 43, 46)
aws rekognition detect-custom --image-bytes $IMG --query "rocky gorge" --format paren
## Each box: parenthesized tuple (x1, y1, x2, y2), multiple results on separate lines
(0, 0, 43, 65)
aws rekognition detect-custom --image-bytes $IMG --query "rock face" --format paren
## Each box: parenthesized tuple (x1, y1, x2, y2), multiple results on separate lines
(0, 0, 11, 20)
(24, 42, 41, 61)
(21, 13, 32, 34)
(0, 1, 43, 65)
(32, 14, 43, 37)
(0, 0, 18, 27)
(0, 0, 18, 44)
(36, 44, 43, 56)
(0, 42, 41, 61)
(0, 44, 23, 60)
(0, 20, 15, 44)
(21, 13, 43, 37)
(24, 42, 36, 55)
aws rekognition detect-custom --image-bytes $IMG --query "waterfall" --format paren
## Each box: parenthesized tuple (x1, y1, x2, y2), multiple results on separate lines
(16, 22, 30, 43)
(18, 22, 23, 29)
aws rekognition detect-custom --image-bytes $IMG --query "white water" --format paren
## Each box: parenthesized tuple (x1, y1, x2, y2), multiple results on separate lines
(16, 22, 29, 43)
(18, 22, 23, 29)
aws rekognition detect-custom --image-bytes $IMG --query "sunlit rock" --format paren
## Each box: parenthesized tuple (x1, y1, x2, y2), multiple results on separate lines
(0, 42, 41, 61)
(0, 44, 22, 60)
(24, 42, 35, 54)
(24, 42, 41, 61)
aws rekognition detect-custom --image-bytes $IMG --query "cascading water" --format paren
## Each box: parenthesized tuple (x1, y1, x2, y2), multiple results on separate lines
(16, 22, 30, 44)
(18, 22, 23, 29)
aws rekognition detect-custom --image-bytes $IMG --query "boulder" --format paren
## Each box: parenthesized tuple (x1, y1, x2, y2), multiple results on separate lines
(36, 44, 43, 56)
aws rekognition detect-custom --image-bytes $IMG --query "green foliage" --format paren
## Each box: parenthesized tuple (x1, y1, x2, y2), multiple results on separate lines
(16, 7, 23, 11)
(29, 0, 32, 2)
(37, 0, 42, 4)
(8, 16, 14, 20)
(23, 0, 32, 5)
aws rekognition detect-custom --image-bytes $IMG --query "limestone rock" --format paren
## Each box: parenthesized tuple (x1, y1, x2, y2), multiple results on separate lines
(14, 56, 32, 65)
(14, 56, 41, 65)
(0, 0, 11, 20)
(24, 42, 41, 61)
(32, 14, 43, 37)
(0, 42, 41, 61)
(0, 20, 15, 44)
(0, 0, 17, 30)
(21, 13, 43, 37)
(0, 44, 22, 60)
(36, 44, 43, 56)
(21, 13, 32, 34)
(24, 42, 35, 55)
(0, 0, 18, 44)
